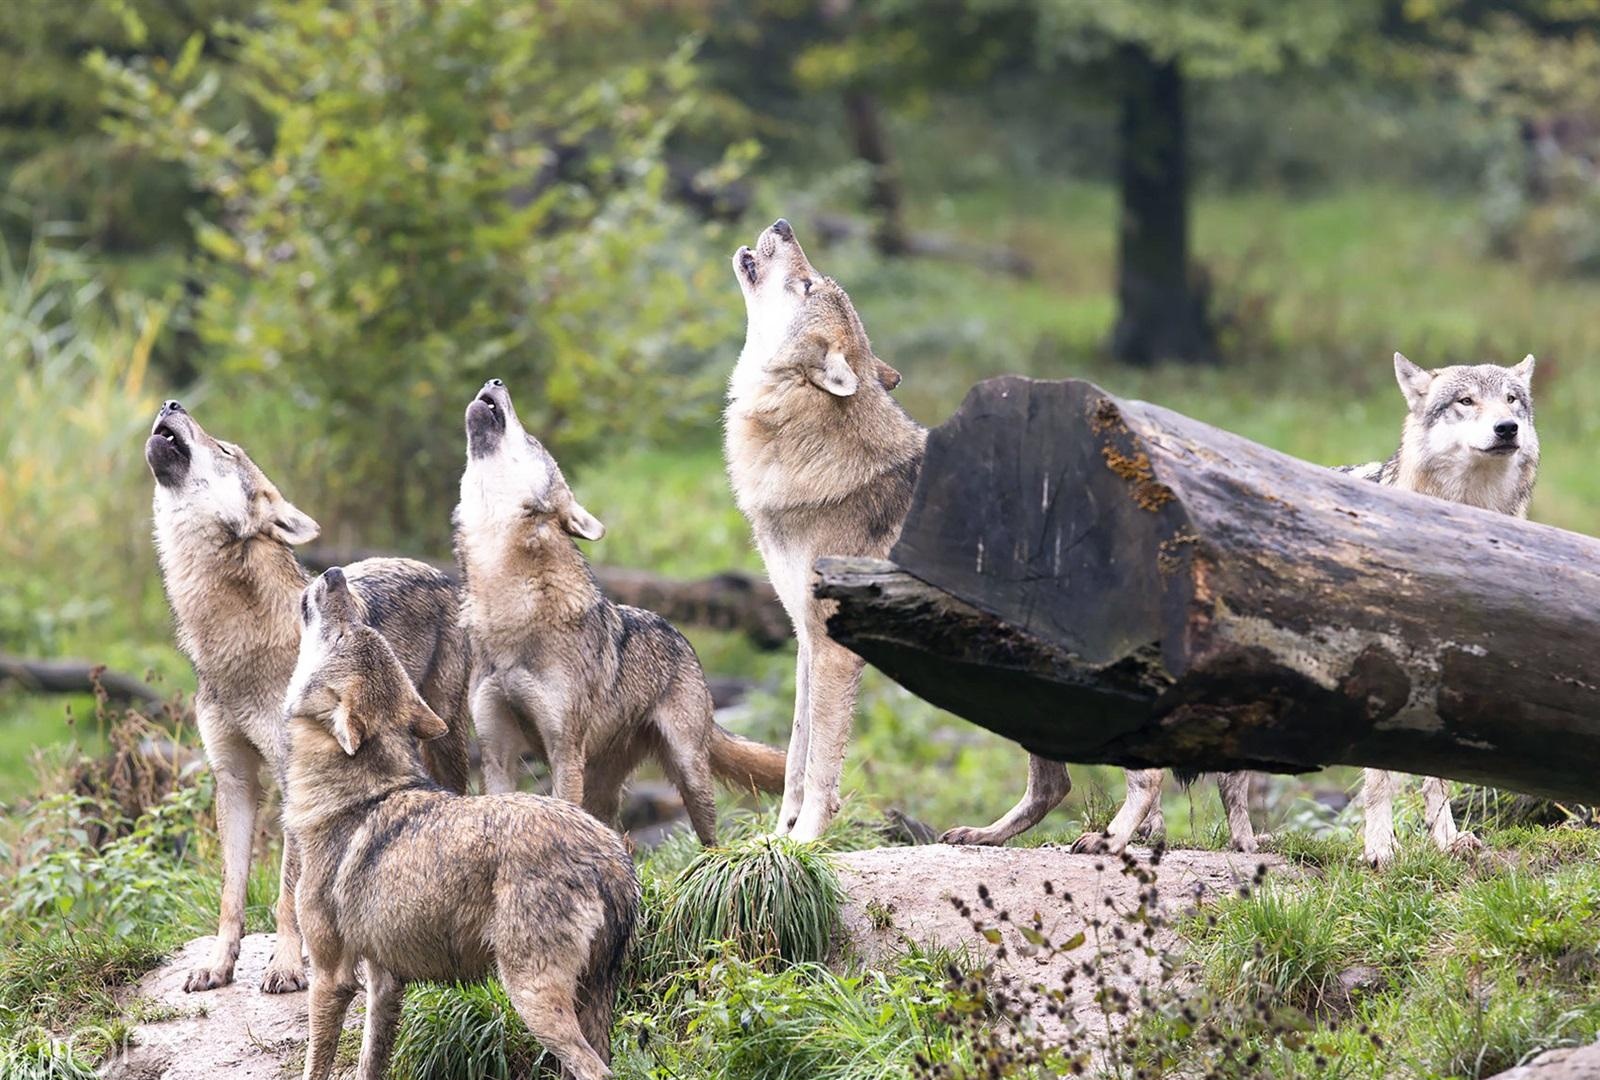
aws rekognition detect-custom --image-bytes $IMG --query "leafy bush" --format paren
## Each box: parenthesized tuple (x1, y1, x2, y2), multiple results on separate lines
(93, 0, 745, 547)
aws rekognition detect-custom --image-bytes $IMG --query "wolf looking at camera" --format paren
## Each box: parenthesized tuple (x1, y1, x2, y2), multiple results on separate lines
(1337, 351, 1539, 868)
(454, 379, 786, 844)
(285, 567, 637, 1080)
(145, 400, 472, 995)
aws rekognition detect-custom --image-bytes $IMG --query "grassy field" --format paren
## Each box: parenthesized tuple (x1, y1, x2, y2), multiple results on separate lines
(4, 179, 1600, 1076)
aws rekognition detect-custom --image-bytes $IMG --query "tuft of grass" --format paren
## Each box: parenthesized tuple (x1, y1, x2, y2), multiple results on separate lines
(651, 836, 842, 975)
(391, 980, 553, 1080)
(1195, 878, 1350, 1014)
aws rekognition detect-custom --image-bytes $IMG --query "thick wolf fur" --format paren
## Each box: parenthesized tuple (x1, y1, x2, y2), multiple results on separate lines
(455, 380, 785, 844)
(1339, 352, 1539, 868)
(725, 220, 1261, 851)
(285, 568, 637, 1080)
(144, 401, 472, 995)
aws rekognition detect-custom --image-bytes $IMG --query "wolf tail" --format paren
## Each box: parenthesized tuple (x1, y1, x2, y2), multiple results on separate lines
(708, 724, 787, 794)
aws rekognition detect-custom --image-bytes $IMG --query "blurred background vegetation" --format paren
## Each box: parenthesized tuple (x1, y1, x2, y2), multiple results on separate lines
(7, 0, 1600, 837)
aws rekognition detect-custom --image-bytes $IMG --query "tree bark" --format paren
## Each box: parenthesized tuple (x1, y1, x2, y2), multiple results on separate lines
(843, 89, 910, 257)
(297, 547, 792, 650)
(1109, 44, 1215, 365)
(815, 376, 1600, 806)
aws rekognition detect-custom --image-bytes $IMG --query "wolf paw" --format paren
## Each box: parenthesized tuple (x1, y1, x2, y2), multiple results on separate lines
(1446, 833, 1485, 858)
(1364, 845, 1396, 871)
(183, 963, 235, 993)
(939, 825, 1003, 847)
(1069, 831, 1117, 855)
(260, 960, 308, 994)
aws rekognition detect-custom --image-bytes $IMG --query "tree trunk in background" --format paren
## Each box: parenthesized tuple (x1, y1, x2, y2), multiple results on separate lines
(1109, 45, 1215, 365)
(843, 89, 910, 256)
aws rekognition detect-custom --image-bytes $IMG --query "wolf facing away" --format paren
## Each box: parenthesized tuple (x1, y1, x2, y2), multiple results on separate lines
(454, 380, 786, 844)
(285, 567, 637, 1080)
(144, 401, 472, 994)
(1338, 351, 1540, 868)
(725, 219, 1263, 852)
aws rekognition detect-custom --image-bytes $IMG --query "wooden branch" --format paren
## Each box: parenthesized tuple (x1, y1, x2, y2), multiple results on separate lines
(298, 547, 792, 650)
(0, 655, 169, 708)
(817, 377, 1600, 806)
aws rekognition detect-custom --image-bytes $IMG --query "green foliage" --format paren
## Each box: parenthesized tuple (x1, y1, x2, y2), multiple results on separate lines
(92, 0, 741, 547)
(618, 948, 969, 1080)
(0, 0, 247, 251)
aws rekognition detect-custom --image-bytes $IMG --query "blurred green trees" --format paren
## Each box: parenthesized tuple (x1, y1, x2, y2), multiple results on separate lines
(92, 0, 743, 545)
(0, 0, 250, 250)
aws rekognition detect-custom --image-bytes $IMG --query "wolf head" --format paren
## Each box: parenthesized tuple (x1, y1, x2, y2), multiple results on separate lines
(284, 567, 448, 758)
(730, 218, 901, 401)
(145, 401, 319, 547)
(458, 380, 604, 543)
(1392, 352, 1540, 513)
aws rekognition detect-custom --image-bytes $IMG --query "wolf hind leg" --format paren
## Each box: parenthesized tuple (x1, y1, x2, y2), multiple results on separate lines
(500, 964, 611, 1080)
(941, 755, 1070, 846)
(187, 726, 261, 992)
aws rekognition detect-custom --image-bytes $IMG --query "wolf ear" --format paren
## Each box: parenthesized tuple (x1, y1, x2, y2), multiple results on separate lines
(1393, 352, 1433, 412)
(409, 698, 448, 742)
(329, 694, 364, 757)
(808, 348, 858, 397)
(266, 495, 320, 546)
(873, 357, 902, 392)
(1511, 354, 1536, 385)
(562, 499, 605, 542)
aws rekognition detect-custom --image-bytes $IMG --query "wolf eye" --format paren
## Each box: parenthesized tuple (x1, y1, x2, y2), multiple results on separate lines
(218, 444, 235, 458)
(1506, 392, 1518, 404)
(1457, 395, 1474, 406)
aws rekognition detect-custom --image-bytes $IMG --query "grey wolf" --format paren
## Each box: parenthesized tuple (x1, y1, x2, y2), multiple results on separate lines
(285, 567, 637, 1080)
(1338, 351, 1539, 867)
(454, 380, 785, 844)
(144, 400, 472, 994)
(726, 219, 1261, 852)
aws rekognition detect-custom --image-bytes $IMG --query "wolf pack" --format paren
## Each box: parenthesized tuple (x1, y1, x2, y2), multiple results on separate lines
(142, 219, 1542, 1080)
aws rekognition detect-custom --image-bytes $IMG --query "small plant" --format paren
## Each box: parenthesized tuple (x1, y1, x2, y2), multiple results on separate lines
(391, 980, 553, 1080)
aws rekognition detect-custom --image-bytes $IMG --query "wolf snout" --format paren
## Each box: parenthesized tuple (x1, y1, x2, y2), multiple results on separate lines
(771, 218, 793, 241)
(321, 566, 347, 593)
(160, 399, 185, 418)
(1494, 420, 1519, 440)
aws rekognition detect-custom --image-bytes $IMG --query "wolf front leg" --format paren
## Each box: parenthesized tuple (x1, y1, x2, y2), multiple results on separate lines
(788, 636, 864, 843)
(472, 680, 526, 795)
(774, 632, 813, 836)
(186, 716, 262, 992)
(261, 832, 308, 993)
(1072, 769, 1165, 854)
(1216, 772, 1261, 853)
(941, 755, 1071, 846)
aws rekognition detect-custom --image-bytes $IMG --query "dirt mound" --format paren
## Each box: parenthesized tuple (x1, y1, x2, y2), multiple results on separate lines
(835, 843, 1285, 1037)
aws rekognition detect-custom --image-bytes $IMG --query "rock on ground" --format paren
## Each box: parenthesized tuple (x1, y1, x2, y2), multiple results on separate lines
(1485, 1041, 1600, 1079)
(103, 934, 353, 1080)
(835, 843, 1284, 1040)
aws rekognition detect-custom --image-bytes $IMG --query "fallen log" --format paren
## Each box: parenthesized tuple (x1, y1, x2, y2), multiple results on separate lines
(816, 376, 1600, 805)
(0, 655, 169, 709)
(298, 547, 792, 650)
